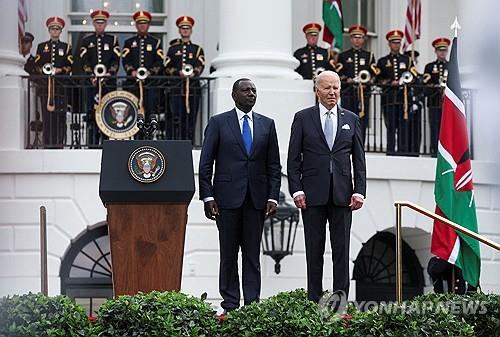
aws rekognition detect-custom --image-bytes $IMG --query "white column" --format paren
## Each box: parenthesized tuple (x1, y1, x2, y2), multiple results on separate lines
(211, 0, 300, 79)
(0, 0, 27, 150)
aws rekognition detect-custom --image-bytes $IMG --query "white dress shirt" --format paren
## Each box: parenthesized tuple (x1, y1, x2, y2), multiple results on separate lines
(203, 107, 277, 206)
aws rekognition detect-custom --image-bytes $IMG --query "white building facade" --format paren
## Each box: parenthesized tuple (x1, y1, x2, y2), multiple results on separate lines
(1, 0, 499, 313)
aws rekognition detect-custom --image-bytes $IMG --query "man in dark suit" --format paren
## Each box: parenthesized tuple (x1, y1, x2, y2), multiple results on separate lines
(199, 78, 281, 312)
(287, 71, 366, 303)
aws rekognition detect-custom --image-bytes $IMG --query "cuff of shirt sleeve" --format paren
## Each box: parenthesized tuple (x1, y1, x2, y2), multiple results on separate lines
(352, 193, 365, 200)
(268, 199, 277, 205)
(292, 191, 305, 199)
(203, 197, 214, 203)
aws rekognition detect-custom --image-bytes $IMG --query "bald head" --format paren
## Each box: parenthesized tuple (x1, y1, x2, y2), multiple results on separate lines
(315, 71, 341, 110)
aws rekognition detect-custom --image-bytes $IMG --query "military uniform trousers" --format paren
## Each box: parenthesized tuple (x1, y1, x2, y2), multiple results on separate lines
(167, 78, 201, 141)
(340, 84, 370, 144)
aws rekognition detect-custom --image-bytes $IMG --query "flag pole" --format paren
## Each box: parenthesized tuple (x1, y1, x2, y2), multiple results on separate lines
(411, 0, 416, 60)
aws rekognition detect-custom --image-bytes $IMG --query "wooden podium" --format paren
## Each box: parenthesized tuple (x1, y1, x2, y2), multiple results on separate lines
(99, 140, 194, 296)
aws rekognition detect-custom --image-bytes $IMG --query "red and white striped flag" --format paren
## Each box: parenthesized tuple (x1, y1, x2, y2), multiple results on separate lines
(18, 0, 27, 39)
(403, 0, 421, 51)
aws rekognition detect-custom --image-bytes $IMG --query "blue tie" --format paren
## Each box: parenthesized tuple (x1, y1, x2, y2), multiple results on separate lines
(242, 114, 252, 155)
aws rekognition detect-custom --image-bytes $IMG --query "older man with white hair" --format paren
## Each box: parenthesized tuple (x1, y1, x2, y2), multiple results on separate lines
(287, 71, 366, 303)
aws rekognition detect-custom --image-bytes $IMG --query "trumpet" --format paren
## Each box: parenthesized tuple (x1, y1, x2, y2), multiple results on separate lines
(399, 71, 414, 85)
(313, 67, 325, 78)
(355, 70, 372, 84)
(181, 63, 194, 77)
(93, 63, 107, 77)
(136, 67, 148, 81)
(42, 63, 56, 76)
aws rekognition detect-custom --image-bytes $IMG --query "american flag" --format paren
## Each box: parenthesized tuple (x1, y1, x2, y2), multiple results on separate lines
(18, 0, 27, 39)
(403, 0, 421, 51)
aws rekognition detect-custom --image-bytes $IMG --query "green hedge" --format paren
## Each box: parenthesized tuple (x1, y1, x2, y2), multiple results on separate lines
(219, 289, 344, 337)
(1, 290, 499, 337)
(92, 291, 219, 337)
(0, 293, 90, 337)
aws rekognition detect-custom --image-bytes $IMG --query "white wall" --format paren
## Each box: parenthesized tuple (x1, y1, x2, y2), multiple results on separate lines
(1, 150, 499, 303)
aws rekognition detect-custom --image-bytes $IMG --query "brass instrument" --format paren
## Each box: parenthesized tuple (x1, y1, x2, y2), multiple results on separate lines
(136, 67, 148, 81)
(313, 67, 325, 78)
(354, 70, 372, 118)
(42, 63, 56, 112)
(181, 63, 194, 77)
(93, 64, 108, 105)
(399, 71, 414, 85)
(136, 67, 148, 114)
(42, 63, 56, 76)
(357, 69, 372, 84)
(93, 63, 107, 78)
(399, 71, 414, 120)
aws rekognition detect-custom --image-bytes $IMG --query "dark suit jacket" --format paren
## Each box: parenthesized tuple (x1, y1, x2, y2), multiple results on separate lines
(287, 105, 366, 207)
(199, 109, 281, 210)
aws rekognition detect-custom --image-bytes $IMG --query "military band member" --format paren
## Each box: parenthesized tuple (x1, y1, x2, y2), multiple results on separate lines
(336, 24, 379, 143)
(122, 10, 164, 120)
(165, 15, 205, 141)
(79, 9, 120, 146)
(423, 37, 450, 156)
(293, 23, 336, 79)
(34, 17, 73, 148)
(376, 30, 417, 154)
(20, 32, 36, 75)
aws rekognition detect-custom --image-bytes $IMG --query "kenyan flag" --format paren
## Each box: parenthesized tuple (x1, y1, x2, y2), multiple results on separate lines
(322, 0, 343, 50)
(431, 36, 481, 287)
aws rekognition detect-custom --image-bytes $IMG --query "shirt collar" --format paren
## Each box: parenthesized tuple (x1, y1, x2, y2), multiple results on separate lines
(235, 107, 253, 121)
(318, 103, 338, 116)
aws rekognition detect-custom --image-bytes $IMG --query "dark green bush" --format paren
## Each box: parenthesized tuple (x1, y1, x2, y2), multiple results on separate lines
(0, 292, 89, 337)
(412, 292, 500, 337)
(220, 288, 345, 337)
(93, 291, 218, 337)
(346, 298, 475, 337)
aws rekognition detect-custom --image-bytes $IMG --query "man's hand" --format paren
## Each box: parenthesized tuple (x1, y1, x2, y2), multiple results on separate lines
(265, 201, 277, 217)
(349, 195, 364, 211)
(293, 194, 307, 210)
(131, 70, 137, 78)
(204, 200, 219, 220)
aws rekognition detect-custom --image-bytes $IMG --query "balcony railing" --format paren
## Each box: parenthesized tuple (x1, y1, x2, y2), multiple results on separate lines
(22, 76, 473, 157)
(23, 75, 215, 149)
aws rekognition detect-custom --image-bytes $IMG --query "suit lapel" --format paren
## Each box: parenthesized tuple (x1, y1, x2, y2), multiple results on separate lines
(335, 107, 344, 142)
(311, 105, 330, 149)
(226, 109, 247, 155)
(332, 107, 345, 152)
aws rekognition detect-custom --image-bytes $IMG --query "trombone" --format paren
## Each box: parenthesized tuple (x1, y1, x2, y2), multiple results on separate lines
(42, 63, 56, 112)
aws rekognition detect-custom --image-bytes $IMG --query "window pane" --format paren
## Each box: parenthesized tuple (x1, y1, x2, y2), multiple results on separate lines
(72, 0, 163, 13)
(341, 0, 358, 28)
(361, 0, 376, 32)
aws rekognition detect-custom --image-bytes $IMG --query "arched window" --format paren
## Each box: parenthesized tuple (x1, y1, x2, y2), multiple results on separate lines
(60, 223, 112, 317)
(353, 231, 424, 302)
